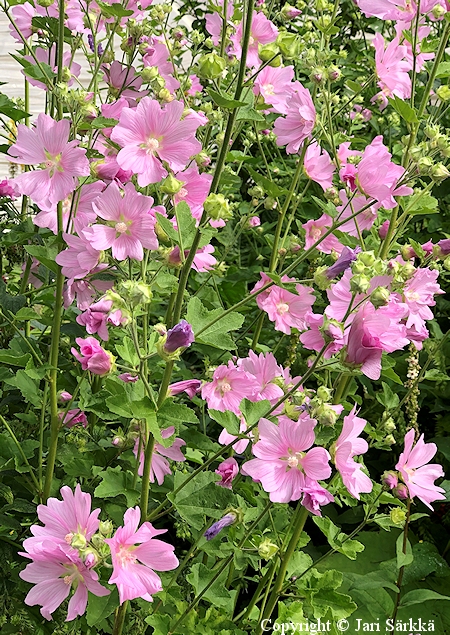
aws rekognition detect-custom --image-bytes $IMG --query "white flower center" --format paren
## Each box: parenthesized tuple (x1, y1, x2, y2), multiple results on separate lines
(115, 221, 128, 234)
(311, 226, 322, 240)
(178, 187, 188, 199)
(276, 302, 290, 315)
(249, 36, 255, 45)
(145, 137, 160, 154)
(263, 83, 275, 96)
(405, 290, 420, 303)
(287, 455, 298, 468)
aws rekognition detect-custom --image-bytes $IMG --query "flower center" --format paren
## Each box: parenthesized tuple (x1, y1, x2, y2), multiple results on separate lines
(405, 290, 420, 303)
(218, 379, 232, 395)
(285, 451, 305, 470)
(178, 187, 188, 199)
(116, 545, 137, 567)
(311, 226, 323, 240)
(249, 36, 255, 45)
(263, 83, 275, 96)
(145, 137, 160, 154)
(276, 302, 290, 315)
(115, 221, 129, 234)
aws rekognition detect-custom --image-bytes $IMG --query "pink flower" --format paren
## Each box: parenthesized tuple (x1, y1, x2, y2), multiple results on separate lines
(0, 178, 18, 198)
(253, 65, 295, 114)
(168, 379, 202, 398)
(187, 74, 203, 96)
(192, 244, 217, 272)
(238, 350, 284, 403)
(231, 11, 278, 68)
(249, 216, 261, 227)
(257, 284, 315, 335)
(401, 268, 444, 331)
(59, 409, 88, 428)
(173, 165, 213, 219)
(35, 181, 104, 235)
(76, 300, 111, 341)
(216, 457, 239, 489)
(355, 0, 415, 21)
(105, 507, 178, 604)
(356, 136, 413, 209)
(333, 407, 373, 499)
(302, 213, 343, 254)
(118, 373, 139, 383)
(20, 546, 109, 621)
(71, 337, 114, 375)
(373, 34, 411, 102)
(301, 478, 334, 516)
(201, 361, 259, 415)
(8, 114, 90, 207)
(56, 223, 102, 282)
(23, 484, 101, 549)
(134, 427, 186, 485)
(85, 181, 160, 261)
(111, 98, 202, 186)
(23, 46, 81, 91)
(63, 274, 114, 310)
(205, 0, 234, 45)
(242, 415, 332, 503)
(273, 84, 316, 154)
(300, 314, 345, 358)
(336, 191, 379, 237)
(396, 429, 445, 509)
(304, 142, 335, 191)
(344, 304, 409, 380)
(142, 38, 180, 94)
(103, 61, 145, 105)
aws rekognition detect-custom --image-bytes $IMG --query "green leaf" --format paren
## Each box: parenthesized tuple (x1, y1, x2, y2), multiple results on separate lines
(0, 280, 26, 313)
(90, 116, 119, 129)
(396, 535, 413, 569)
(0, 92, 30, 122)
(24, 244, 59, 274)
(239, 399, 271, 427)
(376, 382, 399, 409)
(175, 201, 197, 250)
(168, 471, 235, 529)
(115, 336, 140, 367)
(313, 517, 365, 560)
(437, 61, 450, 77)
(96, 0, 134, 16)
(387, 95, 419, 124)
(236, 106, 265, 122)
(346, 80, 363, 93)
(403, 191, 438, 216)
(94, 466, 139, 507)
(246, 166, 288, 198)
(206, 89, 247, 109)
(399, 589, 450, 607)
(155, 212, 178, 242)
(130, 397, 164, 445)
(86, 589, 119, 627)
(4, 370, 42, 407)
(0, 350, 31, 367)
(186, 563, 235, 608)
(209, 409, 240, 435)
(186, 297, 244, 350)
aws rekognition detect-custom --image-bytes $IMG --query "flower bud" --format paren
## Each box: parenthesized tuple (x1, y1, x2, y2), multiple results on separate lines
(99, 520, 114, 537)
(393, 483, 409, 500)
(370, 286, 390, 308)
(264, 196, 277, 210)
(384, 417, 396, 432)
(276, 32, 302, 59)
(390, 508, 407, 525)
(71, 532, 87, 550)
(258, 43, 281, 66)
(350, 274, 371, 294)
(417, 156, 433, 175)
(385, 434, 396, 446)
(327, 65, 341, 82)
(436, 85, 450, 101)
(431, 162, 450, 183)
(158, 88, 173, 103)
(164, 320, 195, 353)
(160, 174, 183, 195)
(317, 385, 333, 402)
(432, 3, 447, 18)
(258, 538, 279, 559)
(141, 66, 160, 83)
(382, 470, 398, 490)
(204, 512, 237, 540)
(197, 53, 226, 79)
(310, 67, 326, 84)
(119, 280, 152, 307)
(195, 151, 211, 167)
(358, 251, 376, 267)
(424, 123, 441, 140)
(82, 549, 99, 568)
(204, 193, 233, 220)
(314, 403, 338, 426)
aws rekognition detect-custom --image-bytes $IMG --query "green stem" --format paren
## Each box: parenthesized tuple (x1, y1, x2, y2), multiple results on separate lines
(257, 504, 309, 633)
(139, 422, 155, 520)
(38, 383, 49, 500)
(0, 415, 40, 493)
(168, 502, 272, 635)
(333, 374, 351, 405)
(391, 498, 412, 628)
(112, 601, 128, 635)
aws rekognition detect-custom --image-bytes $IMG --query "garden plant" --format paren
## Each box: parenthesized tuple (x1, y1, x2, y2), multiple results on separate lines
(0, 0, 450, 633)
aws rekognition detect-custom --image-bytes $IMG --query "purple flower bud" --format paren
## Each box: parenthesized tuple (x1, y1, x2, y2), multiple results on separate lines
(164, 320, 195, 353)
(379, 220, 390, 240)
(87, 33, 95, 53)
(381, 470, 398, 490)
(118, 373, 139, 383)
(168, 379, 202, 398)
(204, 512, 237, 540)
(97, 43, 104, 56)
(326, 246, 361, 279)
(393, 484, 409, 501)
(438, 238, 450, 256)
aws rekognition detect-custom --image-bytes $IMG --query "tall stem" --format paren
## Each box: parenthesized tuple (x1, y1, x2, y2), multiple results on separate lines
(391, 498, 412, 628)
(139, 423, 155, 520)
(112, 601, 128, 635)
(42, 0, 66, 502)
(257, 504, 309, 633)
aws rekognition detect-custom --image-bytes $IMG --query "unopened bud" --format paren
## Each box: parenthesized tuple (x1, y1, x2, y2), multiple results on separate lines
(258, 539, 279, 559)
(197, 53, 226, 79)
(258, 43, 281, 66)
(204, 193, 233, 220)
(390, 508, 407, 525)
(432, 3, 447, 18)
(382, 470, 398, 490)
(350, 274, 370, 294)
(393, 483, 409, 500)
(431, 162, 450, 183)
(160, 174, 183, 195)
(371, 286, 390, 308)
